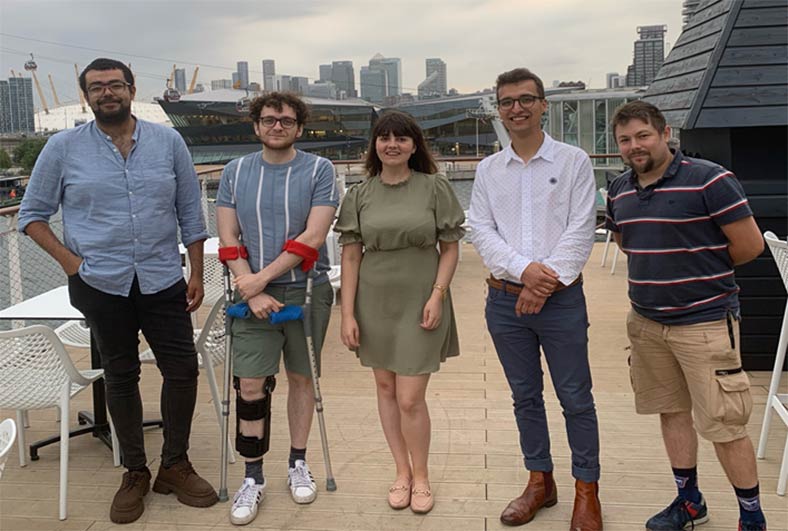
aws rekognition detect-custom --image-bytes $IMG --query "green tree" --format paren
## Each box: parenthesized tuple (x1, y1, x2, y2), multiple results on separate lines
(13, 138, 49, 173)
(0, 148, 11, 169)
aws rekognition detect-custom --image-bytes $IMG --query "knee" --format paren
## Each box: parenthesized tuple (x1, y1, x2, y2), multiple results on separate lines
(397, 394, 427, 416)
(238, 378, 267, 401)
(376, 378, 397, 400)
(286, 371, 312, 392)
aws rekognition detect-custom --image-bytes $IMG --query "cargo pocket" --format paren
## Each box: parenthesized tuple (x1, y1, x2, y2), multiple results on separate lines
(712, 370, 753, 426)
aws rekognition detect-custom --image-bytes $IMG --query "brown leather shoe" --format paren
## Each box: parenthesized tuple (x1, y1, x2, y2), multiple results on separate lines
(500, 471, 558, 526)
(570, 480, 603, 531)
(152, 460, 219, 507)
(110, 467, 151, 524)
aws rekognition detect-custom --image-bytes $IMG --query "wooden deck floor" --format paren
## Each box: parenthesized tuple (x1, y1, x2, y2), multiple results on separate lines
(2, 243, 787, 530)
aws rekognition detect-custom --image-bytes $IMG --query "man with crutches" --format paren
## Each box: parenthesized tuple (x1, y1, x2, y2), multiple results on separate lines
(214, 92, 339, 526)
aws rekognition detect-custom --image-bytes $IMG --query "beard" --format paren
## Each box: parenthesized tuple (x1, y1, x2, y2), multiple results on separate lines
(91, 98, 132, 125)
(626, 152, 655, 174)
(261, 135, 297, 151)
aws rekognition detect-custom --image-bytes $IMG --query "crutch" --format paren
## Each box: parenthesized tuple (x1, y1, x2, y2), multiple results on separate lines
(226, 268, 337, 491)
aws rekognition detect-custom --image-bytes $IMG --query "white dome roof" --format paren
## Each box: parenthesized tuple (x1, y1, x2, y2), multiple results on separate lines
(35, 101, 170, 132)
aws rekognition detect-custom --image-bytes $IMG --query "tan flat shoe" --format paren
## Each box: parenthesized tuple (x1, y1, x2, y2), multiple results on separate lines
(388, 481, 411, 510)
(410, 486, 434, 514)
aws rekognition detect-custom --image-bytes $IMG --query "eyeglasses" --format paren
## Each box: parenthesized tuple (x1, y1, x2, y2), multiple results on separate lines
(86, 81, 131, 96)
(497, 94, 544, 110)
(259, 116, 298, 129)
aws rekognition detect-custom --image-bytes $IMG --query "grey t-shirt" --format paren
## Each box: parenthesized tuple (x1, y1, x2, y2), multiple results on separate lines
(216, 149, 339, 287)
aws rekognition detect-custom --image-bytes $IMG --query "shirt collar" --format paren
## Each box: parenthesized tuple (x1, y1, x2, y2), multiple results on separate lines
(90, 115, 140, 142)
(504, 131, 555, 165)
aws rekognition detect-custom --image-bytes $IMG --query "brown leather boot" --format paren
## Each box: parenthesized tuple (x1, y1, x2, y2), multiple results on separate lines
(570, 479, 603, 530)
(152, 460, 219, 507)
(500, 471, 558, 526)
(110, 467, 151, 524)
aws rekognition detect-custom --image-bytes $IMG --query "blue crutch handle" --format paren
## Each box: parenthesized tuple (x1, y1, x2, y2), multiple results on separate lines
(270, 305, 304, 324)
(226, 302, 251, 319)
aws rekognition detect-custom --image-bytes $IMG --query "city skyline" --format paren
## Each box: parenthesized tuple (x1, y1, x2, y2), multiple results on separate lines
(1, 0, 683, 106)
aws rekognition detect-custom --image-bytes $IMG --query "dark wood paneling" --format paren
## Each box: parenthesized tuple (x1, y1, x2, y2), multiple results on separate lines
(696, 106, 788, 127)
(656, 53, 713, 81)
(662, 109, 692, 128)
(643, 90, 697, 112)
(739, 277, 787, 296)
(667, 33, 723, 63)
(743, 0, 788, 8)
(741, 297, 786, 315)
(737, 256, 781, 277)
(735, 6, 788, 28)
(728, 26, 788, 46)
(748, 196, 788, 216)
(720, 45, 788, 66)
(712, 65, 788, 86)
(740, 315, 784, 335)
(684, 0, 733, 32)
(705, 86, 788, 107)
(676, 12, 728, 47)
(741, 352, 784, 371)
(740, 335, 780, 355)
(648, 71, 706, 95)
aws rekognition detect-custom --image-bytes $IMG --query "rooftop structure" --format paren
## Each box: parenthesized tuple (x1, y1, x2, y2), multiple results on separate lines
(34, 101, 170, 132)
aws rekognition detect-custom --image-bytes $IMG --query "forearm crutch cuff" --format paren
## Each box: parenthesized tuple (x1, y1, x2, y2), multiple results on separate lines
(282, 240, 319, 271)
(218, 245, 249, 264)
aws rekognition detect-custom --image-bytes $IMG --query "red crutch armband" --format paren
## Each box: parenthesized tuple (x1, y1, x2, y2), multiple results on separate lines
(282, 240, 319, 272)
(218, 245, 249, 264)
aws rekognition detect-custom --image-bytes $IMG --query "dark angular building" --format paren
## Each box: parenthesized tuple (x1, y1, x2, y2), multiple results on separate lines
(643, 0, 788, 369)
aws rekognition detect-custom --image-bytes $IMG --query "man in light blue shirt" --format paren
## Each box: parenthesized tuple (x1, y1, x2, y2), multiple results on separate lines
(18, 58, 217, 524)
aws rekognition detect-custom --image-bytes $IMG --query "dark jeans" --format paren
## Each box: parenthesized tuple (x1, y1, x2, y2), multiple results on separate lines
(485, 282, 601, 482)
(68, 274, 199, 470)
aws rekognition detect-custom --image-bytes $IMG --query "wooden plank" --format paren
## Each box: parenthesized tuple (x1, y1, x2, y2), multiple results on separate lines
(642, 90, 697, 112)
(738, 277, 788, 296)
(741, 296, 787, 315)
(659, 109, 692, 128)
(695, 106, 788, 127)
(655, 52, 713, 79)
(744, 0, 788, 7)
(664, 33, 722, 63)
(735, 6, 788, 28)
(646, 71, 706, 95)
(705, 85, 788, 107)
(683, 0, 733, 33)
(711, 64, 788, 86)
(720, 45, 788, 66)
(728, 26, 788, 46)
(676, 11, 728, 47)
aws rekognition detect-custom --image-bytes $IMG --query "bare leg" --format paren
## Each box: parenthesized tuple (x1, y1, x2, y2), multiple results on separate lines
(714, 436, 759, 488)
(396, 373, 431, 489)
(660, 411, 698, 468)
(373, 368, 412, 483)
(286, 370, 315, 449)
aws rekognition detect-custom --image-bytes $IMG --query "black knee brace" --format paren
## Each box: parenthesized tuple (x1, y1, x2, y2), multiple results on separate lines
(234, 376, 276, 458)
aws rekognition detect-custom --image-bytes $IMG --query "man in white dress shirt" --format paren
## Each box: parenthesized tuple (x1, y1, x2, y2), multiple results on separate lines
(469, 68, 602, 530)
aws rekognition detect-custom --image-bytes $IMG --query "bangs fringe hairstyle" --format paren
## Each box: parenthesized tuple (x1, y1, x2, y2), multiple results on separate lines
(364, 110, 437, 176)
(249, 92, 310, 125)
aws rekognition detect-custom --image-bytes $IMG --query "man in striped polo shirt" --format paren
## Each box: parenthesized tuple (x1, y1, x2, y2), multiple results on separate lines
(606, 101, 767, 531)
(216, 92, 339, 525)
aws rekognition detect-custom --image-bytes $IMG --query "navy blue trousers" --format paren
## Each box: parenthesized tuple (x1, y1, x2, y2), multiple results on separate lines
(485, 281, 600, 482)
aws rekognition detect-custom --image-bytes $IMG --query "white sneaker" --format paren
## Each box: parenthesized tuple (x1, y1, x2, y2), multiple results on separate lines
(230, 478, 265, 526)
(288, 459, 317, 504)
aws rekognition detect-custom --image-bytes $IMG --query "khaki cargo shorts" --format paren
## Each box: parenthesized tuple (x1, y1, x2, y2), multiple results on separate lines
(626, 308, 753, 443)
(232, 281, 333, 379)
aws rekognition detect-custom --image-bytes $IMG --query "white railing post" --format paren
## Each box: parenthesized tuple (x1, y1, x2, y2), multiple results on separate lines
(5, 213, 24, 328)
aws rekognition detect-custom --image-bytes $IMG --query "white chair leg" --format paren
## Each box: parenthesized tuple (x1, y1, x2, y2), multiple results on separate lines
(758, 302, 788, 459)
(22, 410, 29, 429)
(205, 365, 235, 464)
(778, 430, 788, 496)
(59, 385, 70, 520)
(601, 230, 612, 267)
(610, 245, 621, 276)
(107, 413, 121, 468)
(16, 410, 26, 468)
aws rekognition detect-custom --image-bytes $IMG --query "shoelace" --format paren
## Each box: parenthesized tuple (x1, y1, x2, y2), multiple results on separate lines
(121, 471, 147, 491)
(666, 498, 697, 530)
(235, 481, 261, 507)
(291, 464, 314, 489)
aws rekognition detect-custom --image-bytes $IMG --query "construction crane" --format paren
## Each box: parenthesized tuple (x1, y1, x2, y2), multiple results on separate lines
(188, 66, 200, 94)
(24, 53, 49, 115)
(74, 63, 86, 113)
(48, 74, 62, 107)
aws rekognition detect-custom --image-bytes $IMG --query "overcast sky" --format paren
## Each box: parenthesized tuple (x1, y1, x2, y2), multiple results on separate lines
(1, 0, 683, 105)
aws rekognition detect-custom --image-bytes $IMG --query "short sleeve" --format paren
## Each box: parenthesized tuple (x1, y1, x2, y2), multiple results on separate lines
(334, 184, 363, 245)
(702, 169, 753, 227)
(434, 174, 466, 241)
(311, 157, 340, 208)
(215, 158, 240, 208)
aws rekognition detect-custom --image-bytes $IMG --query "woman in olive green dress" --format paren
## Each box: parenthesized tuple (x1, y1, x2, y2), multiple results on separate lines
(334, 111, 464, 514)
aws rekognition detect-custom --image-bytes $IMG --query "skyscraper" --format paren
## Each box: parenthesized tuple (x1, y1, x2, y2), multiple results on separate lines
(236, 61, 249, 90)
(319, 64, 333, 83)
(0, 77, 34, 133)
(368, 54, 401, 97)
(606, 72, 625, 89)
(682, 0, 702, 27)
(331, 60, 356, 98)
(425, 58, 447, 96)
(174, 68, 186, 93)
(291, 76, 309, 95)
(360, 66, 386, 103)
(262, 59, 276, 92)
(625, 25, 666, 87)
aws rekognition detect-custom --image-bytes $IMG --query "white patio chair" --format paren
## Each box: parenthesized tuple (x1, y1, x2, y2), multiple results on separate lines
(597, 188, 621, 275)
(139, 298, 235, 463)
(757, 231, 788, 495)
(0, 325, 120, 519)
(0, 418, 17, 480)
(329, 265, 341, 304)
(54, 320, 91, 349)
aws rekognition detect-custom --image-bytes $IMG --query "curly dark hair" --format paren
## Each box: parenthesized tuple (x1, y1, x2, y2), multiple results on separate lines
(249, 92, 310, 125)
(611, 100, 667, 136)
(364, 110, 437, 176)
(79, 58, 135, 95)
(495, 68, 545, 99)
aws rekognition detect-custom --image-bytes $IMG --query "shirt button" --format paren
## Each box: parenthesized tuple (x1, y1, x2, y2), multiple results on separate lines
(128, 191, 133, 195)
(132, 214, 137, 218)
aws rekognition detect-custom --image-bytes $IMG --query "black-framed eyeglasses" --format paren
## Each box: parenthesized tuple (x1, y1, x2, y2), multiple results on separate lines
(259, 116, 298, 129)
(496, 94, 544, 110)
(87, 81, 131, 96)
